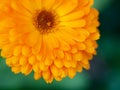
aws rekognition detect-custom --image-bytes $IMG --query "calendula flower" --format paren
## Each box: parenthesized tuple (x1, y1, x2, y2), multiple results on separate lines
(0, 0, 100, 83)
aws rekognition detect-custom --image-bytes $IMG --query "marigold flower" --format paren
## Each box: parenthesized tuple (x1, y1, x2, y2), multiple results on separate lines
(0, 0, 100, 83)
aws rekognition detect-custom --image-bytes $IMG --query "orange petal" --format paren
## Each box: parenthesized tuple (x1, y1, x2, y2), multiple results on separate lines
(28, 55, 36, 65)
(50, 65, 60, 76)
(67, 68, 76, 78)
(25, 31, 40, 47)
(19, 56, 28, 66)
(11, 56, 19, 65)
(60, 11, 84, 21)
(59, 19, 86, 28)
(35, 0, 42, 9)
(44, 33, 59, 49)
(21, 64, 32, 75)
(44, 58, 53, 66)
(1, 44, 13, 58)
(32, 36, 42, 54)
(12, 66, 21, 74)
(73, 52, 83, 61)
(16, 0, 36, 13)
(55, 0, 78, 16)
(39, 62, 48, 71)
(42, 70, 51, 82)
(56, 50, 64, 59)
(22, 46, 31, 56)
(51, 0, 63, 10)
(42, 0, 55, 10)
(34, 72, 42, 80)
(54, 59, 63, 68)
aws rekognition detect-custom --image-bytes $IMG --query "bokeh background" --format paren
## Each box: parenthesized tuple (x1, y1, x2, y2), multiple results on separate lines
(0, 0, 120, 90)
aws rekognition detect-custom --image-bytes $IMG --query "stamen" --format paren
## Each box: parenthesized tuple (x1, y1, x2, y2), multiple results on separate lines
(33, 10, 56, 34)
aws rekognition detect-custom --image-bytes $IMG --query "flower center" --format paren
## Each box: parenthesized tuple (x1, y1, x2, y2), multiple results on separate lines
(34, 10, 56, 34)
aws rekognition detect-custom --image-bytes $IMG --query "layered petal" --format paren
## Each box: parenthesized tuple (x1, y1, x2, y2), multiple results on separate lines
(0, 0, 100, 83)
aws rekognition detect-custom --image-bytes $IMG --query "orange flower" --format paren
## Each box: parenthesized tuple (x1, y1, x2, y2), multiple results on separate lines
(0, 0, 100, 83)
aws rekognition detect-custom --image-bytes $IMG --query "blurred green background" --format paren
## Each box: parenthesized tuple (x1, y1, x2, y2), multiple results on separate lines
(0, 0, 120, 90)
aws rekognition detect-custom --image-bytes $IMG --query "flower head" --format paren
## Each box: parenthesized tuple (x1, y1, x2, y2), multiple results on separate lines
(0, 0, 100, 83)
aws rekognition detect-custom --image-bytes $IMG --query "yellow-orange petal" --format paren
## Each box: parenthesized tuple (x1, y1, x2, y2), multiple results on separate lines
(22, 46, 31, 56)
(59, 19, 86, 28)
(34, 0, 41, 9)
(50, 65, 60, 77)
(12, 66, 21, 74)
(42, 0, 55, 10)
(19, 56, 28, 66)
(16, 0, 36, 13)
(13, 45, 22, 56)
(32, 36, 42, 54)
(89, 31, 100, 40)
(54, 59, 63, 68)
(25, 31, 40, 47)
(71, 47, 78, 54)
(44, 33, 59, 49)
(73, 52, 83, 61)
(34, 72, 42, 80)
(1, 44, 13, 58)
(67, 68, 76, 78)
(11, 56, 19, 65)
(77, 43, 86, 50)
(42, 70, 51, 82)
(63, 60, 71, 68)
(56, 50, 64, 59)
(28, 55, 36, 65)
(39, 62, 48, 71)
(60, 11, 84, 21)
(21, 64, 32, 75)
(33, 64, 40, 72)
(0, 0, 100, 83)
(55, 0, 78, 16)
(44, 58, 53, 66)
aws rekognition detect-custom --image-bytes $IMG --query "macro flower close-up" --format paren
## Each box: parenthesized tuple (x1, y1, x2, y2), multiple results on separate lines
(0, 0, 100, 83)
